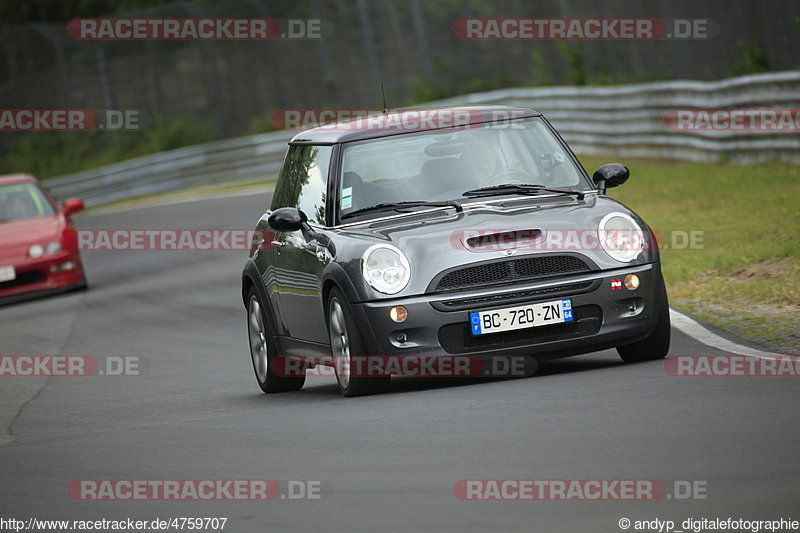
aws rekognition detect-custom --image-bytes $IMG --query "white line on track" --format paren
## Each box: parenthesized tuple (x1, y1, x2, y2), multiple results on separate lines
(669, 308, 782, 358)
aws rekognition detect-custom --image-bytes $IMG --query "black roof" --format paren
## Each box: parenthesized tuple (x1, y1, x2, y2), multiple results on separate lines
(289, 105, 542, 145)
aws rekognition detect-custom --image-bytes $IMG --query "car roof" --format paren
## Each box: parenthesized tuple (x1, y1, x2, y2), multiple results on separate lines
(0, 173, 38, 186)
(289, 105, 542, 145)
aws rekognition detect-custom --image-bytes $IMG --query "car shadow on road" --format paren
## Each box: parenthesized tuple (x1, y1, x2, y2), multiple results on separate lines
(238, 352, 625, 400)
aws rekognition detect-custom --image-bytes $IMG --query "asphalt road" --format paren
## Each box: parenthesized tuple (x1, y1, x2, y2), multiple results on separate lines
(1, 192, 797, 532)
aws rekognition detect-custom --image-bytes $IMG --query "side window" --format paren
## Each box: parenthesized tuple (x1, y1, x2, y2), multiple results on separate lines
(296, 146, 331, 225)
(271, 146, 304, 210)
(270, 145, 332, 225)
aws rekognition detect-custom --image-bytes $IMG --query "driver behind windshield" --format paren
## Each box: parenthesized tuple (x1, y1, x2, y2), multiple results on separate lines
(460, 129, 505, 186)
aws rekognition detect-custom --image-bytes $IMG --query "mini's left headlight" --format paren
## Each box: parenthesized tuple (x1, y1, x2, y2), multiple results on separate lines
(362, 244, 410, 295)
(599, 212, 645, 263)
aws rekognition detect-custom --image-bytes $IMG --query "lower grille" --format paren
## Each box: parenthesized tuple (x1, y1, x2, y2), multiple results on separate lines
(0, 270, 45, 290)
(438, 305, 602, 354)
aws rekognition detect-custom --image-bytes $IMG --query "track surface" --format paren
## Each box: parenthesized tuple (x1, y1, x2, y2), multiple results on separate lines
(1, 192, 797, 532)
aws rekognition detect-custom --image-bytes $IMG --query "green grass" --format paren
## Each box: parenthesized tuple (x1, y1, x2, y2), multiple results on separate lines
(578, 155, 800, 352)
(0, 116, 218, 180)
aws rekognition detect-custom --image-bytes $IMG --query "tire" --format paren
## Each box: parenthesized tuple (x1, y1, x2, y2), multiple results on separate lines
(327, 286, 390, 397)
(617, 277, 671, 363)
(246, 287, 305, 393)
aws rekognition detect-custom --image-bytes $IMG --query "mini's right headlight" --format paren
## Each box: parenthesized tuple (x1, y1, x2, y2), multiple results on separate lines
(599, 212, 645, 263)
(362, 244, 410, 294)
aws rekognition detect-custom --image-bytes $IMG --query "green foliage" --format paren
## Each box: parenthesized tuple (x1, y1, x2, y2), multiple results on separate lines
(407, 58, 516, 104)
(732, 41, 771, 75)
(0, 0, 177, 23)
(0, 115, 217, 179)
(407, 75, 457, 104)
(555, 42, 588, 86)
(249, 114, 279, 135)
(142, 115, 217, 153)
(528, 50, 551, 87)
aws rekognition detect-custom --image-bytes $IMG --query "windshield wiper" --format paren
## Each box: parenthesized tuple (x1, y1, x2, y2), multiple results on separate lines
(340, 200, 462, 220)
(462, 183, 584, 200)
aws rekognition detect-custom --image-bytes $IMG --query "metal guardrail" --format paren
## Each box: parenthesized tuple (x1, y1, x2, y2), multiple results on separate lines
(47, 71, 800, 206)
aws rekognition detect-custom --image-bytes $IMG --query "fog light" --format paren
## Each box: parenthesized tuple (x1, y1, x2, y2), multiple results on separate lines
(624, 273, 640, 290)
(390, 305, 408, 323)
(49, 261, 76, 273)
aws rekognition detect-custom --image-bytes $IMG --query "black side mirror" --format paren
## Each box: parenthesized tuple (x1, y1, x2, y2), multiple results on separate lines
(592, 163, 630, 194)
(268, 207, 308, 233)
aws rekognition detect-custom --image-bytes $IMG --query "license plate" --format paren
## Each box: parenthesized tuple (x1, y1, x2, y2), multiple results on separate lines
(470, 299, 573, 336)
(0, 265, 16, 283)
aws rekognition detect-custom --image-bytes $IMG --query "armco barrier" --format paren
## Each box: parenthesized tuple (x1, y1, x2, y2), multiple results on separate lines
(45, 71, 800, 206)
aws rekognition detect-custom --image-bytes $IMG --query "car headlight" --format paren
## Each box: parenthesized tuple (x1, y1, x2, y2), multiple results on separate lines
(362, 244, 410, 294)
(598, 212, 645, 263)
(46, 241, 61, 255)
(28, 244, 44, 258)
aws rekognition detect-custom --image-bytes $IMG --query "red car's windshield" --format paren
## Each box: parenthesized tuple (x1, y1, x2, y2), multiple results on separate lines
(0, 182, 56, 223)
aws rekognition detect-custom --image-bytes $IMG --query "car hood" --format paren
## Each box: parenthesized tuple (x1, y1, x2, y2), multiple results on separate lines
(0, 215, 63, 250)
(329, 195, 657, 299)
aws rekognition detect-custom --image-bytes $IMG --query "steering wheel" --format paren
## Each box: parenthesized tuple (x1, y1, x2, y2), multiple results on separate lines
(482, 169, 537, 187)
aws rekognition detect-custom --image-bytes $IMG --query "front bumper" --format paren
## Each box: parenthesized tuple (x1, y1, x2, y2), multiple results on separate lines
(353, 262, 664, 360)
(0, 252, 86, 305)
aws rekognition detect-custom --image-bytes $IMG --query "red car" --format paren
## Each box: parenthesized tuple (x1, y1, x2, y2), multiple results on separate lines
(0, 173, 87, 304)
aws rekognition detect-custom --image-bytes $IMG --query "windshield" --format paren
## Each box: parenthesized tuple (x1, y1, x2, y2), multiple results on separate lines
(0, 182, 56, 223)
(338, 118, 589, 219)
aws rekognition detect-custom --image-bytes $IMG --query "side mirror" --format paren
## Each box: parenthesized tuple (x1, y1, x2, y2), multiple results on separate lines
(62, 198, 84, 216)
(592, 164, 630, 194)
(268, 207, 308, 233)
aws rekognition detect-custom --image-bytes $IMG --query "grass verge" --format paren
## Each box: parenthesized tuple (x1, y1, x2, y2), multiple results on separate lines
(579, 155, 799, 353)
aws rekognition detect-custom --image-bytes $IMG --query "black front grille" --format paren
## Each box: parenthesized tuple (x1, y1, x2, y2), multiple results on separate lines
(432, 281, 595, 311)
(0, 270, 44, 290)
(432, 255, 593, 293)
(438, 305, 602, 354)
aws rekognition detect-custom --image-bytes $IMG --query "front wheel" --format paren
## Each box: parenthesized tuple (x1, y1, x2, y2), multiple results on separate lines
(246, 287, 304, 393)
(617, 278, 671, 363)
(327, 287, 389, 397)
